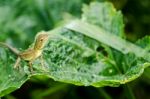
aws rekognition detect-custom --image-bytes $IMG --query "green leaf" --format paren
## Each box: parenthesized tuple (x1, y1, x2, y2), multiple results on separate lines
(82, 2, 124, 37)
(0, 26, 149, 96)
(65, 20, 150, 62)
(0, 1, 150, 97)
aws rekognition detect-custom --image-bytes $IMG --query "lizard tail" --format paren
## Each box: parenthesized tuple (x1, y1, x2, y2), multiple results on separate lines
(0, 42, 20, 55)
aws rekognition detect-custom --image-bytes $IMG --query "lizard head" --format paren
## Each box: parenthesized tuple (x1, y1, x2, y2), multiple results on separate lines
(34, 31, 49, 50)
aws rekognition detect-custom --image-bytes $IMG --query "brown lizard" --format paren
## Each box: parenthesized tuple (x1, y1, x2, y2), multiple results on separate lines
(0, 31, 49, 72)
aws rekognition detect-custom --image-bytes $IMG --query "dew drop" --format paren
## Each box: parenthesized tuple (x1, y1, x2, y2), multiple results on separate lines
(8, 75, 11, 78)
(108, 69, 113, 73)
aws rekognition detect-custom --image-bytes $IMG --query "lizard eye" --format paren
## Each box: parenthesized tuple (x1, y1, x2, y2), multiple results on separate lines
(40, 38, 44, 41)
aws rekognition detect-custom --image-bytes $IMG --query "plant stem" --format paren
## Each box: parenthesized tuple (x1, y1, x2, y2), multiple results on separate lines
(31, 83, 69, 99)
(98, 88, 112, 99)
(123, 84, 136, 99)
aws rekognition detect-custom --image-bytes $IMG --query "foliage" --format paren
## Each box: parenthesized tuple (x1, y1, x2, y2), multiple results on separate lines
(0, 0, 150, 99)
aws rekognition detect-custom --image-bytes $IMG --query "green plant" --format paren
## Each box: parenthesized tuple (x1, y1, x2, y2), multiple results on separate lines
(0, 1, 150, 99)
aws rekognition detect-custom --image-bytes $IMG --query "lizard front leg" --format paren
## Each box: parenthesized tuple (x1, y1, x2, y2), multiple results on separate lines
(14, 57, 21, 69)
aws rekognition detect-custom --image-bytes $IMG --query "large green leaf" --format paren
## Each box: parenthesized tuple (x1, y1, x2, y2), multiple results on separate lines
(0, 1, 150, 97)
(0, 26, 149, 96)
(82, 2, 124, 37)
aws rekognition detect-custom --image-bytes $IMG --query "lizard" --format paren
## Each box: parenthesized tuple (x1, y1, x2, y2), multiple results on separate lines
(0, 31, 49, 72)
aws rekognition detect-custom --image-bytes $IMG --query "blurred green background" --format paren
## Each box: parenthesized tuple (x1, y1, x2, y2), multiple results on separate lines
(0, 0, 150, 99)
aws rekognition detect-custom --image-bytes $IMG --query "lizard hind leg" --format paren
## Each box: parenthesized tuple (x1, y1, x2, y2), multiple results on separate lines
(14, 57, 21, 69)
(28, 61, 34, 73)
